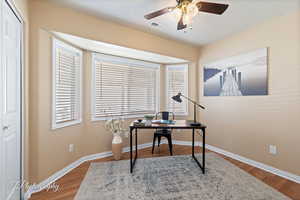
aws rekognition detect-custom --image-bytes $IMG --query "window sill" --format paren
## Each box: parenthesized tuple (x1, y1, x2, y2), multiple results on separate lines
(52, 119, 82, 130)
(91, 114, 151, 122)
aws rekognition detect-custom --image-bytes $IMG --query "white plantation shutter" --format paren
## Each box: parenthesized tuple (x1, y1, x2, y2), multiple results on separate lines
(52, 39, 82, 129)
(92, 53, 159, 120)
(166, 64, 188, 115)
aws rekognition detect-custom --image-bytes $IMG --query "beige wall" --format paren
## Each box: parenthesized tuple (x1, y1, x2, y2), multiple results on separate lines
(28, 0, 300, 184)
(198, 10, 300, 175)
(29, 0, 199, 183)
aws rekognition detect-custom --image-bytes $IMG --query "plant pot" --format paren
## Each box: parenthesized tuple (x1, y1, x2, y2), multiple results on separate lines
(144, 114, 154, 126)
(144, 119, 152, 126)
(112, 134, 123, 160)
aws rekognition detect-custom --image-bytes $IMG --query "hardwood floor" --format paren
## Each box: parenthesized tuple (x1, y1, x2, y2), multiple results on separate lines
(29, 144, 300, 200)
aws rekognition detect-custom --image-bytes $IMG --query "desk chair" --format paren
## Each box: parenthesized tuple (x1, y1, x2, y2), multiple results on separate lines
(152, 111, 174, 156)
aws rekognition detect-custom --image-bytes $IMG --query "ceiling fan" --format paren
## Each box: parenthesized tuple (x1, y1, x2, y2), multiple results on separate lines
(144, 0, 229, 30)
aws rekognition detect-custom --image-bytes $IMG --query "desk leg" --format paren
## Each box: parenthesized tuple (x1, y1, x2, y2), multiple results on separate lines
(202, 128, 205, 174)
(130, 128, 133, 173)
(130, 128, 138, 173)
(135, 128, 138, 159)
(192, 128, 205, 174)
(192, 128, 195, 156)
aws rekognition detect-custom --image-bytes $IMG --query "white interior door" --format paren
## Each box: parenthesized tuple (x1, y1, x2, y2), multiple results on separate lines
(0, 1, 22, 200)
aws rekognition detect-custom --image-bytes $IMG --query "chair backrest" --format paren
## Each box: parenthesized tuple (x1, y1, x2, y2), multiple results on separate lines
(155, 111, 175, 120)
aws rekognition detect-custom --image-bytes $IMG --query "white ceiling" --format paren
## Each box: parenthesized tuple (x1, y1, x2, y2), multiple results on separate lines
(53, 32, 188, 64)
(48, 0, 300, 46)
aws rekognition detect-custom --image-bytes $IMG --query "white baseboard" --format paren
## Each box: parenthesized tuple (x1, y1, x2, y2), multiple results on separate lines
(25, 139, 300, 199)
(24, 142, 154, 199)
(172, 140, 300, 184)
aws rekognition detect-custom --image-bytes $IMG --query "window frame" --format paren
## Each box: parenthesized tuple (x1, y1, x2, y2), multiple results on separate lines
(52, 38, 83, 130)
(165, 63, 189, 116)
(91, 53, 160, 121)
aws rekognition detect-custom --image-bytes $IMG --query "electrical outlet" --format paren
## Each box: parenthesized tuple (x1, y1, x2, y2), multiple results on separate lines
(69, 144, 74, 152)
(269, 145, 277, 155)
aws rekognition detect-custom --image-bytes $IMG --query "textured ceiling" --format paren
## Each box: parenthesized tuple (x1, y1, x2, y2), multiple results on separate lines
(47, 0, 300, 46)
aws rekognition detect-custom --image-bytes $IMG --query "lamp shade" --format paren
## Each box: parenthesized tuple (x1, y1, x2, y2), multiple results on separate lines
(172, 93, 182, 103)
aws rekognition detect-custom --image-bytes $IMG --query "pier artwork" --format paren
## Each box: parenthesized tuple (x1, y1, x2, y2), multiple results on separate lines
(203, 48, 268, 96)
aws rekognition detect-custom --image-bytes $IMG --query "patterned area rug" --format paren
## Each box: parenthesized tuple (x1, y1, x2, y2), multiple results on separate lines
(75, 153, 290, 200)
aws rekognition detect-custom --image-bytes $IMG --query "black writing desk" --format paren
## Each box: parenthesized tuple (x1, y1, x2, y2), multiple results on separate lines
(129, 120, 207, 174)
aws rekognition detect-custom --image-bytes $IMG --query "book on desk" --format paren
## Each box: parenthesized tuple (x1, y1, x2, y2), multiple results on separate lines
(151, 120, 175, 125)
(133, 119, 175, 126)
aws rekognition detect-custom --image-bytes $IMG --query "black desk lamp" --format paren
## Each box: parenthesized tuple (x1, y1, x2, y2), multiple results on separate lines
(172, 92, 205, 126)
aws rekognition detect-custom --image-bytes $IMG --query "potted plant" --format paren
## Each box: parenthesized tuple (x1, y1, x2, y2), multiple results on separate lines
(144, 114, 155, 126)
(105, 116, 129, 160)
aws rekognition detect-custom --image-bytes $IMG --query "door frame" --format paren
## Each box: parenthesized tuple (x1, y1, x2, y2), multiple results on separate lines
(1, 0, 25, 199)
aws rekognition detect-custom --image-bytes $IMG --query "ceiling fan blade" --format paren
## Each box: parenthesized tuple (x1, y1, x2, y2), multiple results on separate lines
(144, 7, 175, 20)
(177, 12, 187, 30)
(196, 1, 229, 15)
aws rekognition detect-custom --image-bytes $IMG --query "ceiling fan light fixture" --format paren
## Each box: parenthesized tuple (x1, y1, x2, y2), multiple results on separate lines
(181, 3, 198, 26)
(175, 1, 198, 28)
(183, 14, 192, 25)
(173, 7, 182, 21)
(144, 0, 229, 31)
(187, 2, 198, 18)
